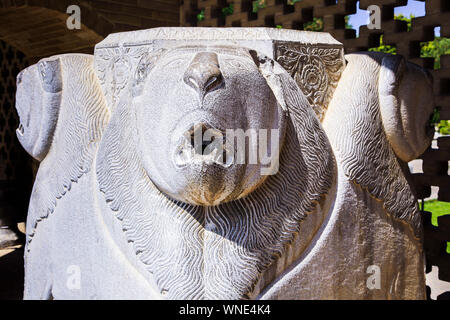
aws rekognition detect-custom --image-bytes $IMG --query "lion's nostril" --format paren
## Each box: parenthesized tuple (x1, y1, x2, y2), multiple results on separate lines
(204, 75, 222, 92)
(188, 77, 198, 89)
(183, 52, 223, 100)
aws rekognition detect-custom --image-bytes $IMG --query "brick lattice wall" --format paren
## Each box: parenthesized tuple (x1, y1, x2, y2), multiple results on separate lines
(181, 0, 450, 299)
(0, 40, 33, 225)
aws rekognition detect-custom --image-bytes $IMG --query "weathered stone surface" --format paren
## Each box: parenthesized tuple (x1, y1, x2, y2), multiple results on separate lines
(15, 28, 433, 300)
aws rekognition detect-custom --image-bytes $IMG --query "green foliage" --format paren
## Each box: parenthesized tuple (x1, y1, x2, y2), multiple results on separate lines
(437, 120, 450, 135)
(368, 15, 450, 70)
(430, 107, 441, 125)
(304, 17, 324, 32)
(222, 4, 234, 16)
(395, 13, 413, 32)
(197, 9, 205, 21)
(424, 200, 450, 227)
(429, 108, 450, 135)
(368, 14, 413, 54)
(421, 37, 450, 70)
(344, 15, 353, 29)
(252, 0, 267, 13)
(287, 0, 302, 5)
(368, 35, 397, 54)
(276, 25, 283, 29)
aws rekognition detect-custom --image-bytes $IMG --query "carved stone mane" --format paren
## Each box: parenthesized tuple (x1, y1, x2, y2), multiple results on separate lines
(96, 56, 335, 299)
(324, 52, 425, 238)
(26, 55, 110, 248)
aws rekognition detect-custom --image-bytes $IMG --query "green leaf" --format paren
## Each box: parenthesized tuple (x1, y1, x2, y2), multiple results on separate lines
(438, 120, 450, 135)
(344, 15, 353, 29)
(252, 0, 267, 13)
(368, 35, 397, 54)
(421, 37, 450, 70)
(394, 13, 414, 32)
(197, 9, 205, 21)
(430, 107, 441, 125)
(222, 4, 234, 16)
(303, 17, 324, 32)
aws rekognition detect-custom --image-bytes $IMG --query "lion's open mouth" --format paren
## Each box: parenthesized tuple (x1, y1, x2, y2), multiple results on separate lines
(173, 123, 234, 168)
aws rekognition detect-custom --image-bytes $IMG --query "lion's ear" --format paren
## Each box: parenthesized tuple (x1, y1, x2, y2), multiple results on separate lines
(15, 57, 63, 162)
(250, 50, 310, 115)
(38, 58, 62, 93)
(379, 55, 435, 162)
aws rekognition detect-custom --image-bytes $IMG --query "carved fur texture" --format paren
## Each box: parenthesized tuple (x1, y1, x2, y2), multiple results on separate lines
(18, 28, 429, 300)
(323, 52, 423, 238)
(25, 54, 110, 249)
(96, 51, 335, 299)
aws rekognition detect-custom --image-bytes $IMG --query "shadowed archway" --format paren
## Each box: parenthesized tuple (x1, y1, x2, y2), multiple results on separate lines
(0, 2, 110, 61)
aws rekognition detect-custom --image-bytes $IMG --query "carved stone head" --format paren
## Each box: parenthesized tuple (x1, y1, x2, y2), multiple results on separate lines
(131, 46, 286, 206)
(15, 57, 62, 161)
(94, 28, 344, 207)
(95, 39, 336, 299)
(378, 55, 435, 162)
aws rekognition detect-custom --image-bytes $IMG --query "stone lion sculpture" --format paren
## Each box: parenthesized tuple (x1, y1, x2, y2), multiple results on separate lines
(15, 54, 110, 298)
(262, 51, 434, 299)
(15, 28, 434, 300)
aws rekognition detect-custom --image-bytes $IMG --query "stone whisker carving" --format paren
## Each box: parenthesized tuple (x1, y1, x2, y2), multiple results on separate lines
(15, 28, 434, 300)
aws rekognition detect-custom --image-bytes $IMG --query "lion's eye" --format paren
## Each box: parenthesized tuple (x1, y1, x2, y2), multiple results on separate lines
(220, 59, 251, 71)
(137, 66, 146, 79)
(164, 58, 187, 69)
(17, 72, 23, 84)
(38, 62, 48, 79)
(38, 61, 55, 85)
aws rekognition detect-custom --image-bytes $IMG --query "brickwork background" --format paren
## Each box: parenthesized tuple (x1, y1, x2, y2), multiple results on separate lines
(0, 40, 33, 225)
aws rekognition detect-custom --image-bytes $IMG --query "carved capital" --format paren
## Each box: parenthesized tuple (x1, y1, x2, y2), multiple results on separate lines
(275, 42, 345, 120)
